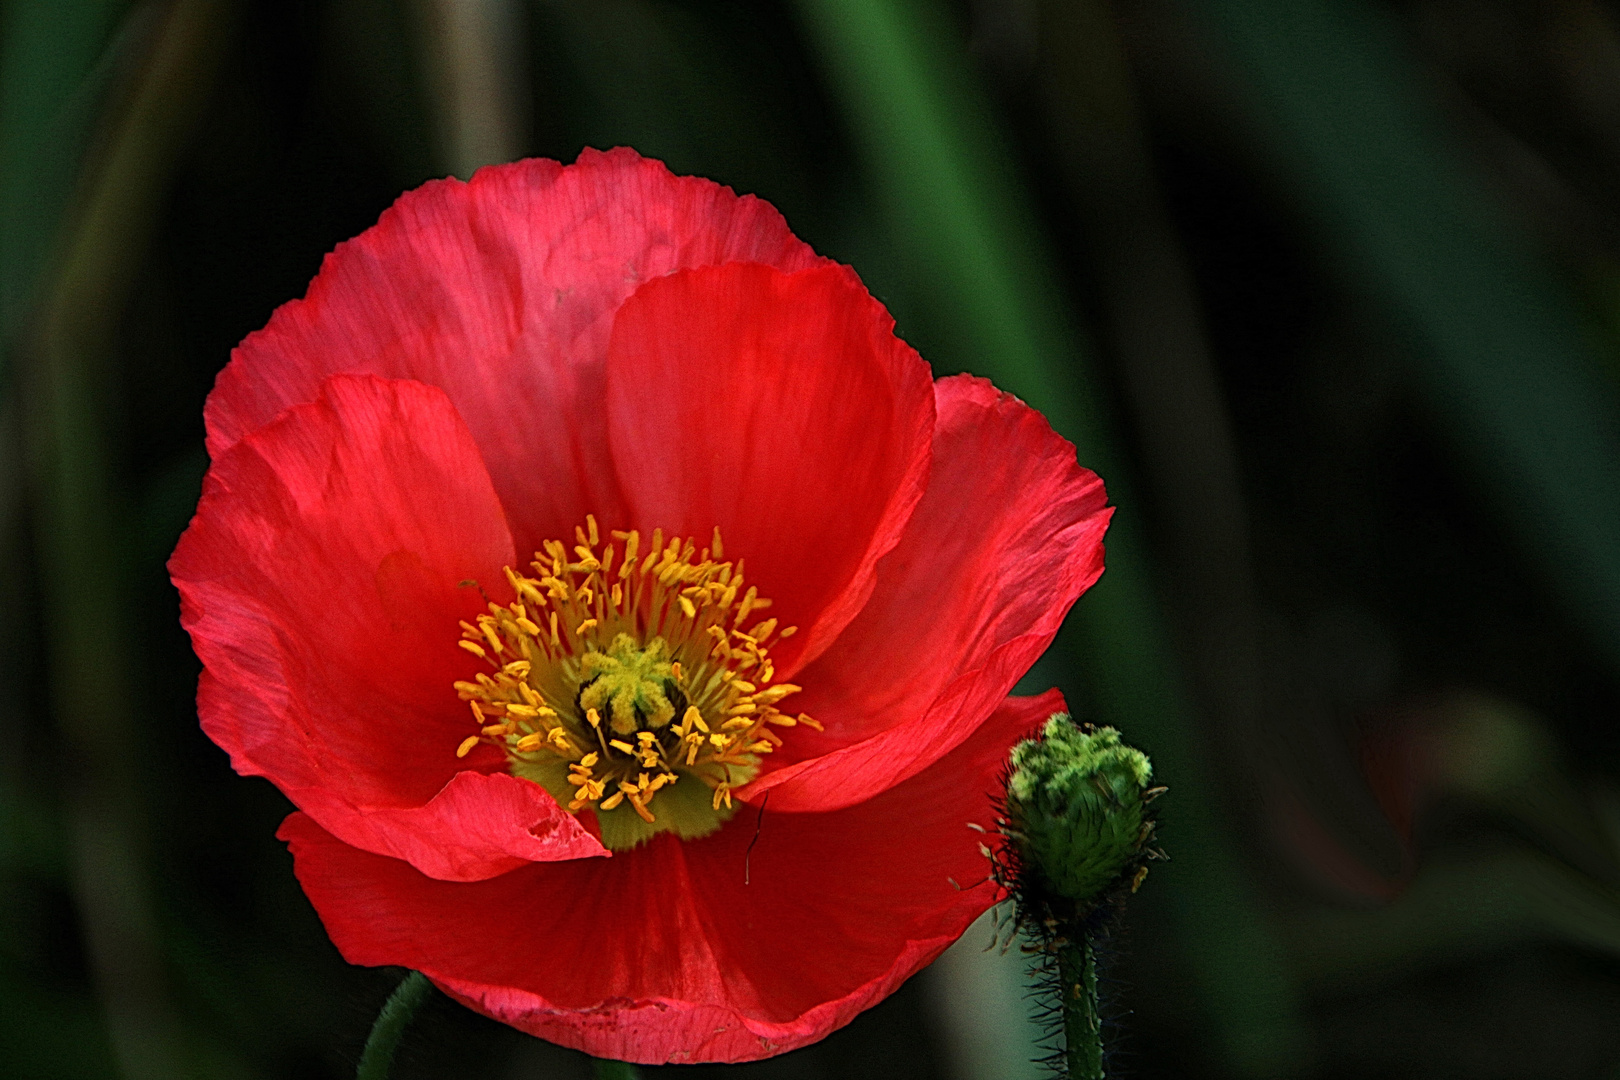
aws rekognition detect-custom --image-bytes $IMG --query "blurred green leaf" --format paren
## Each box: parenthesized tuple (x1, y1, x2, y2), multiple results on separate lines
(0, 0, 130, 358)
(791, 0, 1307, 1073)
(1283, 847, 1620, 990)
(19, 2, 237, 1078)
(1188, 0, 1620, 677)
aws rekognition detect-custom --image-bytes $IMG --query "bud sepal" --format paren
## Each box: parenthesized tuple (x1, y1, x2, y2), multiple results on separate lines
(992, 714, 1165, 1079)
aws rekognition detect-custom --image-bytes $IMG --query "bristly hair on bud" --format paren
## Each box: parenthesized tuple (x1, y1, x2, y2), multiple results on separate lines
(991, 714, 1166, 1080)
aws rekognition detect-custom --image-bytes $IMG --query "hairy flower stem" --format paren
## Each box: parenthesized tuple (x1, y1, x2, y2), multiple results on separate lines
(593, 1059, 641, 1079)
(357, 971, 433, 1080)
(1057, 931, 1104, 1080)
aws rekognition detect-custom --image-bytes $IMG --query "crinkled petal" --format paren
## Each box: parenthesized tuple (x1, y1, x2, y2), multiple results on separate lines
(739, 376, 1110, 811)
(279, 691, 1063, 1063)
(171, 373, 605, 880)
(603, 262, 935, 674)
(206, 149, 823, 554)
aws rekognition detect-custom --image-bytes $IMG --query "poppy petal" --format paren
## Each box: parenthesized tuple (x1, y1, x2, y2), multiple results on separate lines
(278, 691, 1062, 1063)
(739, 376, 1110, 811)
(602, 262, 935, 674)
(172, 373, 604, 880)
(205, 149, 823, 555)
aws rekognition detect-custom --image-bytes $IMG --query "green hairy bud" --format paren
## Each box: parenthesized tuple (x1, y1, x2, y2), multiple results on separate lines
(1004, 715, 1160, 908)
(996, 715, 1164, 1080)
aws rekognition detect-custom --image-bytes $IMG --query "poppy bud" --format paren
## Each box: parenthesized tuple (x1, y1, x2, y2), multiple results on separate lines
(1003, 715, 1160, 910)
(998, 716, 1162, 1080)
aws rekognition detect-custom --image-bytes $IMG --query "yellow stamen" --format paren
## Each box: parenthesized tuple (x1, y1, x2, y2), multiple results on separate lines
(448, 521, 817, 848)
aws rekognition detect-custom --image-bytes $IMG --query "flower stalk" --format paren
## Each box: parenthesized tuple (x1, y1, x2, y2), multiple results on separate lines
(357, 971, 433, 1080)
(1056, 932, 1104, 1080)
(997, 715, 1163, 1079)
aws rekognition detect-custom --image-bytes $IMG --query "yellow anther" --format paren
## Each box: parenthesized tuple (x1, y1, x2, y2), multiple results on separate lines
(456, 736, 479, 758)
(448, 519, 809, 836)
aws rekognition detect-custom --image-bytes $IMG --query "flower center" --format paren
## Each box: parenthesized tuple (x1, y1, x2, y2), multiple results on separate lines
(451, 517, 818, 850)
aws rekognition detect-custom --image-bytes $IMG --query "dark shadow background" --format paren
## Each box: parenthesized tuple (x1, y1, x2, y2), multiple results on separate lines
(5, 1, 1620, 1078)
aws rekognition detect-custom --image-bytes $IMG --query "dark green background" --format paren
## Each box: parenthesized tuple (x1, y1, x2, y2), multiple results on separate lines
(5, 0, 1620, 1077)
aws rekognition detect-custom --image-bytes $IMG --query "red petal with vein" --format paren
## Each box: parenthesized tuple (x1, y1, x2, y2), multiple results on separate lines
(206, 149, 822, 554)
(739, 376, 1110, 811)
(171, 374, 605, 879)
(280, 690, 1058, 1064)
(603, 262, 935, 674)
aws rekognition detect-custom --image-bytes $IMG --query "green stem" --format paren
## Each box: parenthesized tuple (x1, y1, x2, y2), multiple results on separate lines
(1057, 932, 1104, 1080)
(592, 1059, 641, 1080)
(357, 971, 433, 1080)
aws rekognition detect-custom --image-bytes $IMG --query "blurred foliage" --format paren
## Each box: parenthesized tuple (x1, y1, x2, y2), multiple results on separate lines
(3, 0, 1620, 1078)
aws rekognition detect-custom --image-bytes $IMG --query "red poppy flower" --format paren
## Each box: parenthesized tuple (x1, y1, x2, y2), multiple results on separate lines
(171, 148, 1111, 1064)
